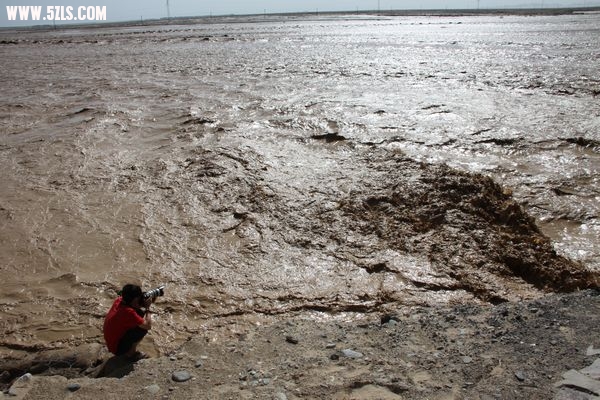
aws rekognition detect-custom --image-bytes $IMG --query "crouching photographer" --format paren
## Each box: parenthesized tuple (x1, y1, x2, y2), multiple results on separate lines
(103, 284, 164, 360)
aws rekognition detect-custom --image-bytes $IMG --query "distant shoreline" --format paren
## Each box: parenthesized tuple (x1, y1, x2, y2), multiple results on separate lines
(1, 6, 599, 33)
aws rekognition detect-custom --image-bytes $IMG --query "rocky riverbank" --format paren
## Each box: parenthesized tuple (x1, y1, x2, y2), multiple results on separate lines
(2, 289, 600, 399)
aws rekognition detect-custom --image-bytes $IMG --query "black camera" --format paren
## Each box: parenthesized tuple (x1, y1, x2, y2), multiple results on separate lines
(143, 285, 165, 300)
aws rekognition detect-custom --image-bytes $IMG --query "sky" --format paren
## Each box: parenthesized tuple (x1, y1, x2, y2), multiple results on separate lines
(1, 0, 599, 27)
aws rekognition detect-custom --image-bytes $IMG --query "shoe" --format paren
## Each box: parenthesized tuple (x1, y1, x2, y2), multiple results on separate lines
(129, 351, 148, 362)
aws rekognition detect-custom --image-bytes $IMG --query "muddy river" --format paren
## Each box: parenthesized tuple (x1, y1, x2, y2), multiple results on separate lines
(0, 13, 599, 357)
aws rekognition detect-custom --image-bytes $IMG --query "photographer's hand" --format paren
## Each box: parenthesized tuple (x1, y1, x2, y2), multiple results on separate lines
(143, 296, 155, 308)
(140, 310, 152, 330)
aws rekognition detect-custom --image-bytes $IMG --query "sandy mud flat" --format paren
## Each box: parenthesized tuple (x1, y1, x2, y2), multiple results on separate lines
(0, 11, 599, 399)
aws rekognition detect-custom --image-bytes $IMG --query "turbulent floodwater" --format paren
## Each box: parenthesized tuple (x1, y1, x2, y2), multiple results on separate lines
(0, 13, 599, 356)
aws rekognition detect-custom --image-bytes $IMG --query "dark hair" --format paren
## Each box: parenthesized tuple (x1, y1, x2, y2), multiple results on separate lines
(121, 284, 143, 305)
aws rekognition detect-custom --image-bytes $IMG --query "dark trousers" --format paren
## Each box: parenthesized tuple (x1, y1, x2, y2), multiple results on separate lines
(116, 327, 147, 355)
(116, 309, 147, 356)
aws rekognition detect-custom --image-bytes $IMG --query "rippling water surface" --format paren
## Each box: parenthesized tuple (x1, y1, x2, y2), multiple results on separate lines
(0, 13, 599, 355)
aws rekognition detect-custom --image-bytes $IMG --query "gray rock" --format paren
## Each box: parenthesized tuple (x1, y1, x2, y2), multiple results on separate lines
(67, 383, 81, 392)
(8, 373, 33, 395)
(15, 373, 32, 383)
(581, 359, 600, 379)
(462, 356, 473, 364)
(274, 392, 288, 400)
(341, 349, 363, 359)
(555, 370, 600, 395)
(171, 371, 192, 382)
(195, 360, 204, 368)
(515, 371, 526, 381)
(381, 314, 399, 324)
(145, 384, 160, 394)
(586, 346, 600, 356)
(326, 343, 336, 349)
(285, 336, 299, 344)
(555, 387, 599, 400)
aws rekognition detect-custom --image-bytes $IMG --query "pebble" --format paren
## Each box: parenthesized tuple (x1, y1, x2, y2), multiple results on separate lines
(144, 384, 160, 394)
(15, 373, 32, 383)
(581, 359, 600, 379)
(172, 371, 192, 382)
(326, 343, 336, 349)
(195, 360, 204, 368)
(515, 371, 526, 381)
(8, 373, 33, 396)
(341, 349, 364, 359)
(462, 356, 473, 364)
(67, 383, 81, 392)
(285, 336, 299, 344)
(380, 314, 398, 324)
(586, 346, 600, 356)
(274, 392, 288, 400)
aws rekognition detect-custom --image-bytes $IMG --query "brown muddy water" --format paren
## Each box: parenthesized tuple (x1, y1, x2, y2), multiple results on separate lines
(0, 13, 599, 358)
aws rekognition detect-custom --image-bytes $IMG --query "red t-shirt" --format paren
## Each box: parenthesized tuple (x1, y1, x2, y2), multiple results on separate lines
(103, 297, 145, 354)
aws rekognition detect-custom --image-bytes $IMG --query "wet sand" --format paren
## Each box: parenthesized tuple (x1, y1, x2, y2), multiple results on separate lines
(0, 12, 599, 365)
